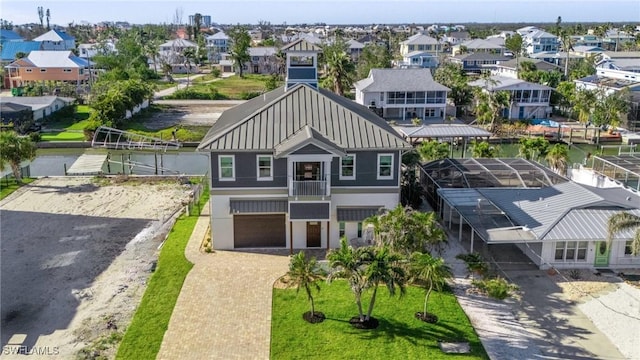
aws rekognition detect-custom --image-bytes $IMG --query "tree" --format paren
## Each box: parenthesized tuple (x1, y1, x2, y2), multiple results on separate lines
(37, 6, 44, 28)
(400, 150, 423, 209)
(568, 55, 596, 80)
(559, 29, 574, 78)
(45, 8, 50, 31)
(410, 252, 453, 323)
(572, 88, 597, 125)
(320, 38, 355, 96)
(504, 33, 525, 78)
(418, 140, 449, 162)
(365, 205, 446, 256)
(518, 136, 549, 161)
(555, 81, 576, 118)
(182, 47, 196, 89)
(228, 25, 251, 78)
(473, 86, 510, 134)
(283, 251, 326, 322)
(433, 63, 473, 116)
(545, 143, 569, 175)
(327, 238, 369, 322)
(0, 131, 37, 183)
(470, 140, 500, 158)
(362, 246, 406, 323)
(607, 212, 640, 256)
(356, 44, 392, 79)
(591, 89, 630, 129)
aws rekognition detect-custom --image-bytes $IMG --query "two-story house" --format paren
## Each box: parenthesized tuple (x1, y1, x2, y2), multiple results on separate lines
(451, 39, 504, 56)
(447, 53, 510, 74)
(158, 38, 198, 65)
(4, 50, 91, 89)
(399, 33, 442, 57)
(354, 68, 450, 122)
(33, 29, 76, 51)
(469, 75, 553, 119)
(523, 30, 559, 55)
(197, 39, 412, 250)
(206, 31, 229, 63)
(246, 47, 279, 74)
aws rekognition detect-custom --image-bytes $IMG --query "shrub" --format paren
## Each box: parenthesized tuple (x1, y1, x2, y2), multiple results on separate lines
(472, 277, 518, 300)
(28, 132, 42, 142)
(210, 68, 221, 78)
(455, 253, 489, 278)
(165, 88, 217, 100)
(240, 91, 261, 100)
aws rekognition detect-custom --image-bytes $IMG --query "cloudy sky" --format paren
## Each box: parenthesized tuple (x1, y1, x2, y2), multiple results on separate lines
(2, 0, 638, 26)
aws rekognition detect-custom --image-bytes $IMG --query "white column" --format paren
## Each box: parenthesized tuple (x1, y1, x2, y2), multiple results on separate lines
(470, 230, 475, 253)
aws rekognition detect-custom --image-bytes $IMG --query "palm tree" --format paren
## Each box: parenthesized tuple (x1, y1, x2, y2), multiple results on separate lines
(0, 131, 37, 183)
(327, 238, 368, 322)
(320, 39, 355, 96)
(470, 140, 500, 158)
(284, 251, 327, 322)
(607, 212, 640, 256)
(362, 246, 406, 322)
(517, 136, 549, 161)
(559, 29, 574, 78)
(504, 33, 525, 78)
(418, 140, 450, 162)
(545, 143, 570, 175)
(182, 47, 196, 89)
(410, 252, 453, 323)
(573, 88, 597, 125)
(473, 86, 510, 134)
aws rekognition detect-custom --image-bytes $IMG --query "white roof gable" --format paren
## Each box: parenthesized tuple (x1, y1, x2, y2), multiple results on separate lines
(26, 51, 82, 67)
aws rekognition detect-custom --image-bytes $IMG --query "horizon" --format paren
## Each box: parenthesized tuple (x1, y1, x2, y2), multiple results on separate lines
(1, 0, 639, 27)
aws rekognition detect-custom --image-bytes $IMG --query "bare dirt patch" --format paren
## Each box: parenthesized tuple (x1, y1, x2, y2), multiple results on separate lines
(144, 101, 241, 130)
(547, 269, 620, 302)
(0, 177, 194, 359)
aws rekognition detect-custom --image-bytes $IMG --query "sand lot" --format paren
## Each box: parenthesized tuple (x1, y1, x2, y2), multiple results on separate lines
(1, 177, 193, 358)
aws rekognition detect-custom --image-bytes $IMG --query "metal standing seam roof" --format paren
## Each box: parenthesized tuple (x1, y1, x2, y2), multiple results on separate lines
(395, 124, 492, 138)
(0, 41, 43, 61)
(337, 206, 385, 222)
(229, 198, 288, 214)
(273, 125, 346, 158)
(459, 38, 504, 49)
(281, 39, 322, 52)
(594, 155, 640, 177)
(543, 208, 640, 241)
(21, 51, 85, 68)
(401, 34, 439, 45)
(197, 84, 412, 152)
(354, 68, 451, 92)
(468, 75, 553, 91)
(33, 29, 75, 42)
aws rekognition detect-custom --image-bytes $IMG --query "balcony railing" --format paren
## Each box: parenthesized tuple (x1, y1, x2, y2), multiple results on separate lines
(290, 180, 329, 197)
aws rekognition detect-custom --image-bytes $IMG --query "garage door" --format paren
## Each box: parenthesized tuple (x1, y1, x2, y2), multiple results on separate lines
(233, 214, 286, 248)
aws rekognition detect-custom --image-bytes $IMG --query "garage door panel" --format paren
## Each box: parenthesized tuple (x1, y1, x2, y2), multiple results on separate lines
(234, 214, 285, 248)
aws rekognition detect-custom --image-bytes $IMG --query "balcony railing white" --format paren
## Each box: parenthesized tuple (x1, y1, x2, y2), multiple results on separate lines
(289, 180, 329, 197)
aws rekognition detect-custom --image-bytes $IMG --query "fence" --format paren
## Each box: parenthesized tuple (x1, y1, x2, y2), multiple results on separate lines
(1, 165, 31, 187)
(185, 172, 209, 216)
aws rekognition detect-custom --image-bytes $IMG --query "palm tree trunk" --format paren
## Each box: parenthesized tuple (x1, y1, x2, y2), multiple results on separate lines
(10, 163, 22, 183)
(356, 293, 365, 322)
(424, 281, 433, 315)
(366, 286, 378, 321)
(307, 286, 315, 316)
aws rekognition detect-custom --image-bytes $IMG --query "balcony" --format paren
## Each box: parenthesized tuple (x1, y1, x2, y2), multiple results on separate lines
(289, 180, 329, 197)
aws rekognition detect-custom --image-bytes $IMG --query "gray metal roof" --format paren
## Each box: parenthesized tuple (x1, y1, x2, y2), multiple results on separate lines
(543, 208, 640, 241)
(274, 125, 346, 158)
(354, 68, 450, 92)
(477, 181, 633, 239)
(197, 84, 411, 152)
(468, 75, 553, 91)
(401, 34, 439, 45)
(395, 124, 492, 139)
(450, 53, 510, 61)
(281, 39, 322, 52)
(229, 198, 288, 214)
(459, 38, 504, 50)
(495, 58, 561, 71)
(337, 206, 384, 222)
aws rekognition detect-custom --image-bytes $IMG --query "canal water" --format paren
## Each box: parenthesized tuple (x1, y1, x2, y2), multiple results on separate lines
(22, 148, 210, 177)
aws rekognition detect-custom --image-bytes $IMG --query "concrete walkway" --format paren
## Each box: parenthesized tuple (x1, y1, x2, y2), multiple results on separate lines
(157, 202, 289, 360)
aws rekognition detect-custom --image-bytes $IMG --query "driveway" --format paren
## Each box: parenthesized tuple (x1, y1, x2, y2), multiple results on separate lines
(157, 205, 289, 360)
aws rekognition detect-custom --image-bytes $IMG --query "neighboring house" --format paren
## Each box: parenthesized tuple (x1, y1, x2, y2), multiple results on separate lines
(158, 39, 198, 65)
(354, 68, 450, 122)
(452, 38, 504, 56)
(571, 34, 602, 48)
(398, 51, 439, 69)
(0, 96, 74, 121)
(523, 30, 559, 54)
(206, 31, 229, 63)
(0, 41, 43, 64)
(601, 29, 636, 51)
(423, 157, 640, 270)
(469, 75, 553, 119)
(77, 41, 116, 59)
(346, 39, 365, 62)
(444, 31, 471, 46)
(515, 26, 540, 36)
(197, 39, 412, 250)
(4, 51, 91, 88)
(0, 29, 24, 48)
(492, 57, 561, 79)
(33, 29, 76, 50)
(0, 102, 33, 131)
(245, 47, 279, 74)
(399, 33, 442, 57)
(447, 53, 510, 74)
(571, 45, 605, 57)
(528, 51, 583, 68)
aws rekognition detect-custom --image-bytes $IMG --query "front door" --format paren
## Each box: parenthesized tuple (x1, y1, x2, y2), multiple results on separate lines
(306, 221, 321, 248)
(594, 241, 610, 267)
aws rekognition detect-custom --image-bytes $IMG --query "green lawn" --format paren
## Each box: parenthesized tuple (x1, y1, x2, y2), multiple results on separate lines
(165, 74, 272, 100)
(44, 105, 92, 129)
(271, 282, 488, 360)
(40, 131, 86, 141)
(115, 186, 208, 360)
(0, 177, 35, 200)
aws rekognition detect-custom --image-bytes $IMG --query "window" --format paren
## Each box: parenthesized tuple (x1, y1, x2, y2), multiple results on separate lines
(290, 55, 313, 67)
(377, 154, 393, 180)
(425, 108, 436, 117)
(555, 241, 588, 261)
(256, 155, 273, 180)
(63, 69, 72, 73)
(40, 69, 47, 72)
(625, 241, 638, 256)
(25, 69, 33, 73)
(218, 155, 235, 181)
(357, 222, 363, 238)
(339, 222, 346, 237)
(340, 154, 356, 180)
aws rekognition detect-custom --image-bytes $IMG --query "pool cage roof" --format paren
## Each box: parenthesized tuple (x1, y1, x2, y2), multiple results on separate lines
(592, 154, 640, 191)
(422, 158, 568, 189)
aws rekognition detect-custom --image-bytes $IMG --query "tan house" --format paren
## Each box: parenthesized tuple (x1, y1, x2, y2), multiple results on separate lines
(4, 50, 91, 88)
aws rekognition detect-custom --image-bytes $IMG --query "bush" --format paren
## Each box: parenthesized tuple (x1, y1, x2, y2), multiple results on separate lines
(210, 68, 221, 78)
(240, 91, 262, 100)
(28, 132, 42, 142)
(456, 253, 489, 278)
(165, 88, 220, 100)
(472, 277, 518, 300)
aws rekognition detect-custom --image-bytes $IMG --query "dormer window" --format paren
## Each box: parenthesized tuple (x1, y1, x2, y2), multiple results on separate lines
(290, 55, 313, 67)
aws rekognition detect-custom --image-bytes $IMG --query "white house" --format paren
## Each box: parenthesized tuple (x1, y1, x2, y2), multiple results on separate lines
(33, 29, 75, 51)
(354, 68, 450, 122)
(523, 30, 560, 54)
(469, 75, 553, 120)
(1, 96, 74, 120)
(399, 33, 442, 57)
(206, 31, 229, 63)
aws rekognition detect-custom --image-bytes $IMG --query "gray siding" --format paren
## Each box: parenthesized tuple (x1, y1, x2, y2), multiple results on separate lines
(288, 68, 316, 80)
(290, 202, 330, 220)
(332, 151, 399, 187)
(211, 153, 288, 188)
